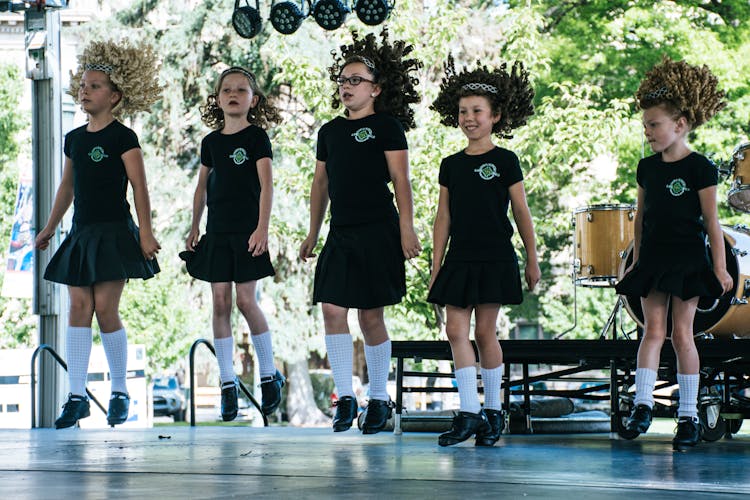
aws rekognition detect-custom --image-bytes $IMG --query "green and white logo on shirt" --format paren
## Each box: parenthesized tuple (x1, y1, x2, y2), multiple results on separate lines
(351, 127, 375, 143)
(229, 148, 248, 165)
(88, 146, 108, 163)
(474, 163, 501, 181)
(666, 178, 690, 197)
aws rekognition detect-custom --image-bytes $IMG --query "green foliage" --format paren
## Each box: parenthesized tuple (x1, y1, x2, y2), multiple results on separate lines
(0, 62, 34, 348)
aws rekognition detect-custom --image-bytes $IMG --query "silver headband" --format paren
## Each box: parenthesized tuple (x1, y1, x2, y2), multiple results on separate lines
(643, 86, 670, 100)
(221, 67, 256, 84)
(350, 56, 376, 70)
(462, 82, 498, 94)
(84, 63, 113, 74)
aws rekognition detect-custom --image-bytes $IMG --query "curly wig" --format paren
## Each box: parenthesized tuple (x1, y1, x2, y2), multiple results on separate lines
(636, 56, 726, 129)
(200, 67, 281, 130)
(68, 39, 162, 118)
(328, 28, 422, 131)
(431, 55, 534, 139)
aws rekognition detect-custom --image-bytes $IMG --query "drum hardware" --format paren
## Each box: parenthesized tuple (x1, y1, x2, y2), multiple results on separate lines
(734, 224, 750, 232)
(697, 300, 720, 313)
(731, 247, 748, 258)
(730, 297, 748, 305)
(728, 142, 750, 213)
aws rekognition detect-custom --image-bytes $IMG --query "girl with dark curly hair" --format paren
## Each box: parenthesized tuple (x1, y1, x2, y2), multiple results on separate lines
(299, 29, 422, 434)
(180, 66, 284, 422)
(616, 57, 732, 451)
(428, 56, 540, 447)
(35, 39, 162, 429)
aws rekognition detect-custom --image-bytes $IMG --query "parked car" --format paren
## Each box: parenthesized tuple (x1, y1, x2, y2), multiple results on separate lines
(152, 376, 186, 422)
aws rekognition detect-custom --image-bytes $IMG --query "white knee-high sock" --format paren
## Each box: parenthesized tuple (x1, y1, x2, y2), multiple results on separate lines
(101, 328, 128, 394)
(455, 366, 481, 414)
(251, 331, 276, 379)
(481, 365, 504, 411)
(325, 334, 354, 398)
(633, 367, 657, 408)
(677, 373, 699, 419)
(214, 336, 236, 385)
(364, 340, 391, 401)
(66, 326, 92, 397)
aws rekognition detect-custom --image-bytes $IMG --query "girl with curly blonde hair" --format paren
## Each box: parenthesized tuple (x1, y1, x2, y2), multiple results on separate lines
(616, 56, 732, 451)
(428, 56, 540, 447)
(180, 67, 284, 422)
(299, 29, 422, 434)
(35, 39, 162, 429)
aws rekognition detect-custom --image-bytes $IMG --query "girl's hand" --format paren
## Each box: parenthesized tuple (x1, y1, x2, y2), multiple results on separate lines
(299, 234, 318, 262)
(401, 227, 422, 260)
(35, 227, 54, 250)
(525, 261, 541, 292)
(248, 228, 269, 257)
(185, 228, 200, 251)
(140, 230, 161, 260)
(715, 267, 734, 295)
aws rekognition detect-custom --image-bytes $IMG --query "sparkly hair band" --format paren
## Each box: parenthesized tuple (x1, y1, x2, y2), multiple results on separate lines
(349, 56, 376, 70)
(84, 63, 113, 74)
(220, 67, 257, 83)
(462, 82, 498, 94)
(643, 86, 670, 100)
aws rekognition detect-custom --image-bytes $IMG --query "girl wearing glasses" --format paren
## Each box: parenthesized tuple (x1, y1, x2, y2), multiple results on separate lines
(299, 29, 422, 434)
(429, 57, 539, 446)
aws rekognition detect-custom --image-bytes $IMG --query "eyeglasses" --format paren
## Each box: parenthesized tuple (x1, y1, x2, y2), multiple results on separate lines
(335, 75, 375, 86)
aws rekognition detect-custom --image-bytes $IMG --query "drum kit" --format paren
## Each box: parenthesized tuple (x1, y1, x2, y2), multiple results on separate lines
(572, 142, 750, 338)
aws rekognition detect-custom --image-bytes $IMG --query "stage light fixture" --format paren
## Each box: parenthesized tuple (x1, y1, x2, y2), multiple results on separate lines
(311, 0, 350, 31)
(232, 0, 263, 39)
(353, 0, 393, 26)
(270, 1, 307, 35)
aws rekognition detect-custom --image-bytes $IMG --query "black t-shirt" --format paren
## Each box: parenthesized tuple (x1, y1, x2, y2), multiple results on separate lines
(64, 120, 139, 224)
(316, 113, 407, 225)
(200, 125, 273, 233)
(440, 147, 523, 262)
(637, 152, 716, 258)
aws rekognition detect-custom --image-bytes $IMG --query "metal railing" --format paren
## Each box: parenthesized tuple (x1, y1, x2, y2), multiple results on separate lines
(30, 344, 107, 428)
(188, 339, 268, 427)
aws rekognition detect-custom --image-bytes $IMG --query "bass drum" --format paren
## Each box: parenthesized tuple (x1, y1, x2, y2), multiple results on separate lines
(619, 225, 750, 338)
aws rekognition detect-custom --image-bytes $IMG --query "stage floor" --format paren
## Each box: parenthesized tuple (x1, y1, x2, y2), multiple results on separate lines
(1, 426, 749, 499)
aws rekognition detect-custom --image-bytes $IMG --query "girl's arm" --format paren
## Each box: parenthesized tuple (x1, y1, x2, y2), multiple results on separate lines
(430, 186, 451, 289)
(248, 157, 273, 256)
(35, 156, 75, 250)
(386, 149, 422, 260)
(123, 147, 161, 260)
(186, 164, 210, 251)
(629, 186, 645, 266)
(299, 160, 330, 261)
(699, 185, 733, 294)
(509, 181, 540, 291)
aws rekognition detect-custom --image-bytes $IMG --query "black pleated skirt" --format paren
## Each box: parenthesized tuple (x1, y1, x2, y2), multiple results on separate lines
(44, 218, 159, 286)
(615, 243, 722, 300)
(313, 218, 405, 309)
(179, 232, 274, 283)
(427, 259, 523, 308)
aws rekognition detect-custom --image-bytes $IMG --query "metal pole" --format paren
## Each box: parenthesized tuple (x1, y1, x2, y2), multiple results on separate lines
(28, 7, 65, 428)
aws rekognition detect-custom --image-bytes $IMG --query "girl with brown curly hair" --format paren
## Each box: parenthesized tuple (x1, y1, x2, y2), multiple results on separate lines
(35, 39, 162, 429)
(616, 56, 733, 451)
(428, 56, 540, 447)
(180, 67, 284, 422)
(299, 29, 422, 434)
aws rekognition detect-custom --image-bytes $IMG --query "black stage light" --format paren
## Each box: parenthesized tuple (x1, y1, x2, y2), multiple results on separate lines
(353, 0, 393, 26)
(311, 0, 350, 31)
(232, 0, 263, 39)
(270, 1, 307, 35)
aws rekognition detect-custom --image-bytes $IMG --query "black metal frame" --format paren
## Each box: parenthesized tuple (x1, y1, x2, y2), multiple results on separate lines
(30, 344, 106, 428)
(391, 338, 750, 437)
(188, 339, 268, 427)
